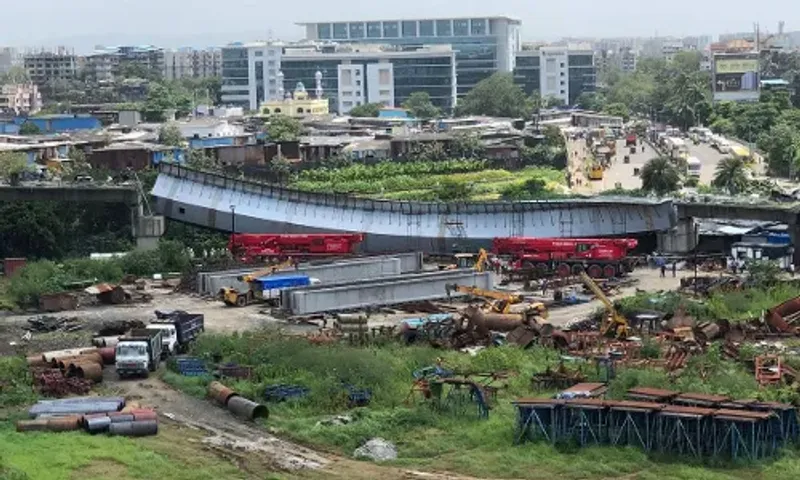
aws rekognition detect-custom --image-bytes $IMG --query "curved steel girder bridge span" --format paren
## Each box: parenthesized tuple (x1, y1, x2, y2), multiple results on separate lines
(152, 164, 677, 253)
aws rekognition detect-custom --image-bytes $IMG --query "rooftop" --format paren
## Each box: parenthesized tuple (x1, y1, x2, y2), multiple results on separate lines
(296, 15, 521, 26)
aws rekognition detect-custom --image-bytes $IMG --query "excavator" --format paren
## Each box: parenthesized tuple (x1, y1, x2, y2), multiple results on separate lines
(578, 272, 629, 339)
(444, 248, 490, 272)
(220, 259, 296, 307)
(445, 283, 547, 317)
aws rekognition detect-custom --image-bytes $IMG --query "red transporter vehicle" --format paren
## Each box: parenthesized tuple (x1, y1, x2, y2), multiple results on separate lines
(229, 233, 364, 263)
(492, 237, 638, 278)
(625, 133, 637, 147)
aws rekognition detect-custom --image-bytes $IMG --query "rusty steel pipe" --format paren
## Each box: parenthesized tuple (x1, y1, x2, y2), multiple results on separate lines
(44, 416, 82, 432)
(98, 347, 116, 365)
(44, 348, 98, 364)
(73, 362, 103, 383)
(226, 396, 269, 421)
(208, 381, 238, 406)
(26, 355, 48, 368)
(16, 419, 49, 432)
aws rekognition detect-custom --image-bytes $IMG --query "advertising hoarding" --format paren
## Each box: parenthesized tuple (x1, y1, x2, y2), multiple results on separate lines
(713, 53, 760, 102)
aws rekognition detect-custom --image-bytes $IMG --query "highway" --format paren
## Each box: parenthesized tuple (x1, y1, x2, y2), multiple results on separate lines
(566, 135, 739, 194)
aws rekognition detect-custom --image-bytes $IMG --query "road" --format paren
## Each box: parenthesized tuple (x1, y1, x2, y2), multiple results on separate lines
(566, 135, 736, 193)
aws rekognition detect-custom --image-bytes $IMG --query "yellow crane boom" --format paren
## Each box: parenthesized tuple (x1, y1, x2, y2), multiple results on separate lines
(579, 272, 629, 339)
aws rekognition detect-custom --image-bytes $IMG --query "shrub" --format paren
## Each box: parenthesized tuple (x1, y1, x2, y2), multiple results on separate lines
(0, 357, 36, 407)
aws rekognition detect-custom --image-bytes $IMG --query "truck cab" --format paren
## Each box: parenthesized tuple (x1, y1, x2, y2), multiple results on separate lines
(146, 323, 177, 357)
(115, 341, 151, 377)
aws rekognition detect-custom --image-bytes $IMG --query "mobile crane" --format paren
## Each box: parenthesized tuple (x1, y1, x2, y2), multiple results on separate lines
(578, 272, 630, 340)
(220, 259, 296, 307)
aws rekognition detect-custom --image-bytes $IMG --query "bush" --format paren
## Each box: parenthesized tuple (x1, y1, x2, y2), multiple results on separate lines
(0, 357, 36, 407)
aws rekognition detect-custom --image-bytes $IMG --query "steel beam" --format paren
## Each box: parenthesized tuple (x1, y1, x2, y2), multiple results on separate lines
(286, 269, 492, 315)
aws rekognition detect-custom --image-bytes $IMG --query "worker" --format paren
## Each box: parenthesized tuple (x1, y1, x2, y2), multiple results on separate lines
(672, 262, 677, 277)
(542, 278, 548, 296)
(660, 263, 666, 278)
(641, 145, 645, 153)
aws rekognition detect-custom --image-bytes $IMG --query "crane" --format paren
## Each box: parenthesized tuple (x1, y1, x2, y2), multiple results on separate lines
(221, 259, 297, 307)
(445, 283, 532, 315)
(578, 272, 629, 340)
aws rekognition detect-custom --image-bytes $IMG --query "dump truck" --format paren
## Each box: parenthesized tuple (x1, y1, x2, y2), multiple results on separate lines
(625, 133, 637, 147)
(147, 311, 205, 357)
(115, 328, 163, 378)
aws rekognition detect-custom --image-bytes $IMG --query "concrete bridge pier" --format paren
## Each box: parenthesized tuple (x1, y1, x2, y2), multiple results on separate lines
(131, 202, 165, 251)
(789, 220, 800, 267)
(657, 217, 698, 254)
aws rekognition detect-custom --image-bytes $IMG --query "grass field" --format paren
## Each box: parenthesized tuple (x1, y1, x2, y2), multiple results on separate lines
(160, 330, 800, 480)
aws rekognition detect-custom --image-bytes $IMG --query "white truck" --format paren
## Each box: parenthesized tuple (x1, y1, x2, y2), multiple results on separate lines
(687, 157, 702, 178)
(115, 329, 163, 378)
(145, 311, 205, 358)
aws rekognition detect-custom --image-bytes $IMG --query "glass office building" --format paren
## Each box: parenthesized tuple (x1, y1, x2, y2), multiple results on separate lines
(298, 17, 521, 96)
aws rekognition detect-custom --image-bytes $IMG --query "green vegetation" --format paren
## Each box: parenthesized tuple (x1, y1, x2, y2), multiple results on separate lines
(0, 152, 31, 183)
(290, 160, 565, 201)
(456, 72, 539, 118)
(0, 357, 36, 408)
(265, 114, 303, 142)
(640, 156, 681, 195)
(401, 92, 440, 119)
(0, 424, 247, 480)
(347, 102, 383, 118)
(5, 240, 191, 307)
(159, 330, 800, 480)
(713, 156, 751, 194)
(157, 122, 184, 147)
(18, 122, 41, 136)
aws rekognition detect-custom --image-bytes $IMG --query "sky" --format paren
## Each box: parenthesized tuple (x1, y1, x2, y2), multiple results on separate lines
(3, 0, 793, 52)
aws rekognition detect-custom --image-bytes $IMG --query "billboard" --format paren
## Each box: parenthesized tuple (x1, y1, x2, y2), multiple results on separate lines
(713, 53, 760, 102)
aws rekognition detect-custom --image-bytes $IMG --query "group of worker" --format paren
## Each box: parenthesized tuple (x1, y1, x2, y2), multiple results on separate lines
(659, 262, 678, 278)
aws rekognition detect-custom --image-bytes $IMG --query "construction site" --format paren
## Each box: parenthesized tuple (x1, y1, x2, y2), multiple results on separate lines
(4, 231, 800, 480)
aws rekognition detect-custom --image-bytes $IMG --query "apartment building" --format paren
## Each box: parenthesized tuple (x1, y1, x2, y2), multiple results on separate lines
(164, 48, 222, 80)
(0, 83, 42, 114)
(297, 16, 521, 96)
(85, 45, 165, 82)
(23, 47, 77, 85)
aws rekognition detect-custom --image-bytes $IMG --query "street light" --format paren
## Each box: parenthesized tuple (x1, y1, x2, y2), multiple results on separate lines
(230, 204, 236, 234)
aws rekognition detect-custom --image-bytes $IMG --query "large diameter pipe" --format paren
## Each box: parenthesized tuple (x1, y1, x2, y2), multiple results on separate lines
(226, 396, 269, 421)
(108, 420, 158, 437)
(85, 416, 112, 433)
(98, 347, 116, 365)
(208, 381, 238, 406)
(71, 362, 103, 383)
(43, 348, 98, 364)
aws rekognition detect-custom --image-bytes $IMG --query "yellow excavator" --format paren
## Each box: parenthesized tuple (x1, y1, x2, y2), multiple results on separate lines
(445, 283, 545, 316)
(220, 259, 295, 307)
(579, 272, 629, 339)
(446, 248, 490, 272)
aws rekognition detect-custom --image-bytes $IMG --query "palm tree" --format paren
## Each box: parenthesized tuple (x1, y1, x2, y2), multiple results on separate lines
(640, 157, 681, 196)
(712, 157, 750, 194)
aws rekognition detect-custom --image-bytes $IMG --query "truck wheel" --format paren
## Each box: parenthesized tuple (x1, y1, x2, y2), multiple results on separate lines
(535, 263, 548, 276)
(603, 265, 617, 278)
(588, 265, 603, 278)
(236, 295, 247, 307)
(571, 264, 585, 275)
(556, 263, 571, 277)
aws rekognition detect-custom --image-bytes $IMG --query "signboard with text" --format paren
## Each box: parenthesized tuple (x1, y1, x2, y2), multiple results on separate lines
(713, 53, 760, 102)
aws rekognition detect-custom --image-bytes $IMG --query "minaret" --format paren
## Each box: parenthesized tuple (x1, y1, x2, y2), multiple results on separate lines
(277, 71, 285, 99)
(314, 70, 323, 99)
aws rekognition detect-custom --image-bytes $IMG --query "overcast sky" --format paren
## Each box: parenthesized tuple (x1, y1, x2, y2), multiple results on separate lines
(4, 0, 792, 52)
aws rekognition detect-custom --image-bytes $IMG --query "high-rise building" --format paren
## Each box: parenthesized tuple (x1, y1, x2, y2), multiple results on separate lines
(85, 45, 165, 82)
(221, 41, 457, 114)
(23, 47, 77, 86)
(164, 48, 222, 80)
(514, 45, 596, 106)
(297, 16, 521, 96)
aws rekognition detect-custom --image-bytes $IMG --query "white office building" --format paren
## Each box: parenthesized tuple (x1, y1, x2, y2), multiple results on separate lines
(536, 45, 595, 106)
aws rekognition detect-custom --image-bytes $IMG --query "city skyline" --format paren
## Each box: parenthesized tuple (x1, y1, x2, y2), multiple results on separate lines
(2, 0, 793, 53)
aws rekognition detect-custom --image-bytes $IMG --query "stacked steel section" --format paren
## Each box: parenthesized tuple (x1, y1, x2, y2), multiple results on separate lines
(512, 388, 798, 461)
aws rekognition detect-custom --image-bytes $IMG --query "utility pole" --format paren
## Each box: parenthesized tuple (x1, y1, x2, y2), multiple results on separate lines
(230, 204, 236, 233)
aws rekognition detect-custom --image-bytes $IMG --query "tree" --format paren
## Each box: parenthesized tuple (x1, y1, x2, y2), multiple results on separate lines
(0, 152, 32, 185)
(575, 92, 606, 111)
(758, 123, 799, 176)
(640, 157, 680, 196)
(266, 115, 303, 142)
(0, 66, 30, 84)
(435, 179, 472, 201)
(401, 92, 440, 120)
(543, 95, 565, 108)
(456, 73, 531, 118)
(158, 123, 184, 147)
(712, 157, 750, 194)
(709, 117, 735, 136)
(449, 133, 485, 159)
(18, 122, 41, 135)
(348, 102, 382, 118)
(602, 102, 631, 122)
(186, 149, 217, 170)
(268, 155, 292, 184)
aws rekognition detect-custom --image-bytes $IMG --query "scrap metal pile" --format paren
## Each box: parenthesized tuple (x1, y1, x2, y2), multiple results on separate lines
(27, 347, 114, 396)
(17, 397, 158, 437)
(513, 387, 799, 461)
